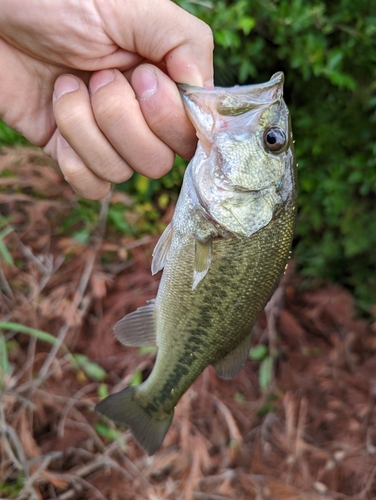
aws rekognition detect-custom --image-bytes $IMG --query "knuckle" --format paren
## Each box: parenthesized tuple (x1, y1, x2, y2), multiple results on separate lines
(92, 93, 129, 128)
(55, 103, 87, 134)
(147, 106, 175, 130)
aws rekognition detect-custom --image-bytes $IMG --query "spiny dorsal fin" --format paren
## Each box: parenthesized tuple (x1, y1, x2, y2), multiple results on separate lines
(151, 223, 173, 275)
(192, 238, 213, 290)
(114, 301, 157, 347)
(213, 332, 252, 379)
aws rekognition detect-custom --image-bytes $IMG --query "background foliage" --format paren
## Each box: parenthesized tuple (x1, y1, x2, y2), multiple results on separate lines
(1, 0, 376, 307)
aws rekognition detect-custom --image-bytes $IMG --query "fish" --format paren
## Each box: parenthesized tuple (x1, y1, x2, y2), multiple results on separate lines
(95, 72, 297, 456)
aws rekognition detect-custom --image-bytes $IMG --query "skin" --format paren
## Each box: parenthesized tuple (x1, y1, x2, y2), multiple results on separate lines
(0, 0, 214, 199)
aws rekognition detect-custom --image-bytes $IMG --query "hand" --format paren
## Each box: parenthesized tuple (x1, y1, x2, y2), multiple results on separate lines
(0, 0, 213, 198)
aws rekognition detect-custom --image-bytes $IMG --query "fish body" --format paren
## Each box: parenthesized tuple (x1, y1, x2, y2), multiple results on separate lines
(96, 72, 297, 455)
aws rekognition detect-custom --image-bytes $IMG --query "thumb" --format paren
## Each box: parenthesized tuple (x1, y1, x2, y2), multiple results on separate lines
(102, 0, 214, 88)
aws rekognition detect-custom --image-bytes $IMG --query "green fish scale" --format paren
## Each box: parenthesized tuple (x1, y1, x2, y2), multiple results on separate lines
(139, 205, 295, 417)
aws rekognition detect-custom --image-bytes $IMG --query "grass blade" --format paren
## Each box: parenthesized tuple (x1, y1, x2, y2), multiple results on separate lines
(0, 322, 58, 345)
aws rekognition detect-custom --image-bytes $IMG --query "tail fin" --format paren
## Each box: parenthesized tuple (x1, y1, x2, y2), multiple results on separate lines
(95, 387, 173, 456)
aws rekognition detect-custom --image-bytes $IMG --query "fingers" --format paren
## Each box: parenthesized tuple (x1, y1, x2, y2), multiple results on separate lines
(99, 0, 214, 88)
(89, 68, 176, 178)
(56, 132, 111, 199)
(52, 66, 194, 198)
(43, 128, 112, 200)
(53, 73, 133, 183)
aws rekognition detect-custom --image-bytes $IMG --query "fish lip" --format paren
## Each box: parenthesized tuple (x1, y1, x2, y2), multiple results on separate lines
(177, 72, 284, 96)
(177, 73, 284, 118)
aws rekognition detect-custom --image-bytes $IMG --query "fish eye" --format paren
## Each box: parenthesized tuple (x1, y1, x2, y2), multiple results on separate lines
(264, 127, 286, 153)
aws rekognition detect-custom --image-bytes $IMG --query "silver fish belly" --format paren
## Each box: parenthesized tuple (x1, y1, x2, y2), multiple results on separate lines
(96, 72, 297, 456)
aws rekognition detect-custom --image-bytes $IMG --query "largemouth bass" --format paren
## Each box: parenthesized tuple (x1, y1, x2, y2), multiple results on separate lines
(96, 72, 297, 455)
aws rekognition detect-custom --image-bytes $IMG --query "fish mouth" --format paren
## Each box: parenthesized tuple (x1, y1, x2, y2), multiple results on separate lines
(177, 72, 284, 117)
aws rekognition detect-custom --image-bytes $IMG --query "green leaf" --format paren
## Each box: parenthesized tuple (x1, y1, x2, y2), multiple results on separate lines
(327, 48, 344, 70)
(0, 471, 24, 497)
(129, 369, 143, 387)
(249, 344, 268, 361)
(259, 356, 273, 390)
(0, 238, 13, 265)
(0, 332, 9, 389)
(137, 346, 157, 355)
(72, 229, 90, 244)
(72, 354, 107, 381)
(214, 29, 240, 49)
(234, 392, 246, 403)
(0, 120, 27, 145)
(95, 422, 121, 442)
(97, 383, 109, 400)
(237, 16, 255, 35)
(0, 225, 13, 239)
(0, 322, 59, 345)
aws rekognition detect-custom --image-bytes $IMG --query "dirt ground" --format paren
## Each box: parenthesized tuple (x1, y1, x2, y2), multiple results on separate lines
(0, 148, 375, 500)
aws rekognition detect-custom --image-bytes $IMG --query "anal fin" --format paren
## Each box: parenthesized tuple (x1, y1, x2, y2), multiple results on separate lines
(213, 332, 252, 380)
(114, 301, 157, 347)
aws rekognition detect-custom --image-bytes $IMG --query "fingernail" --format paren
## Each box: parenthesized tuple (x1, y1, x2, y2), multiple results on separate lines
(133, 67, 158, 100)
(54, 75, 80, 100)
(89, 69, 116, 95)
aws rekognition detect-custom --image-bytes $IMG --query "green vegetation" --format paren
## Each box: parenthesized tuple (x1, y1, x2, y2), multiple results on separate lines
(249, 344, 276, 391)
(1, 0, 375, 306)
(0, 120, 27, 145)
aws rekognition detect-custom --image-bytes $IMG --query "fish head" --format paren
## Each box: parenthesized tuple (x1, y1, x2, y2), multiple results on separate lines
(179, 73, 296, 237)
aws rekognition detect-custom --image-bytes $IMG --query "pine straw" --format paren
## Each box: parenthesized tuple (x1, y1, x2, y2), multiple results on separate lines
(0, 147, 375, 500)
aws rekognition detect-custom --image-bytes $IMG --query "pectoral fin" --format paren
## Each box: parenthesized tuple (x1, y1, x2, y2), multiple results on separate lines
(192, 239, 213, 290)
(213, 332, 252, 380)
(151, 223, 173, 275)
(114, 301, 157, 347)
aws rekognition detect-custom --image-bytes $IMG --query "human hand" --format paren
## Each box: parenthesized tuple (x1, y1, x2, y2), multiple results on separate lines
(0, 0, 213, 198)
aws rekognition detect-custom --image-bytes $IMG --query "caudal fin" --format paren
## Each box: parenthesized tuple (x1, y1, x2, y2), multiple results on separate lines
(95, 387, 173, 456)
